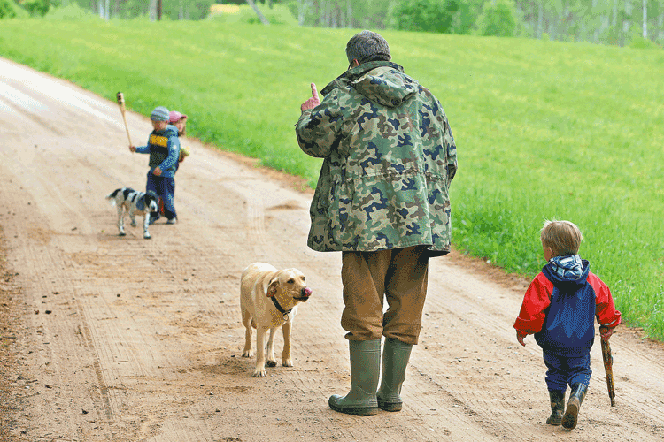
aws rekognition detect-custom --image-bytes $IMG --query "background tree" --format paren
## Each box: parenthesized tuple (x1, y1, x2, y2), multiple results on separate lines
(476, 0, 519, 36)
(0, 0, 23, 17)
(392, 0, 459, 34)
(21, 0, 56, 16)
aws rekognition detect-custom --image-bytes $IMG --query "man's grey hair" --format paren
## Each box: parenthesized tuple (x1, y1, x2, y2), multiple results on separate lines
(346, 30, 391, 65)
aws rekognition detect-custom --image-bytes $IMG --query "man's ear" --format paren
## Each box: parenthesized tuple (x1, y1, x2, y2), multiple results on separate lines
(266, 279, 278, 298)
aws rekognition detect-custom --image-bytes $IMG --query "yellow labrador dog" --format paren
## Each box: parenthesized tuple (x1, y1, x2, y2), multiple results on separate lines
(240, 263, 312, 377)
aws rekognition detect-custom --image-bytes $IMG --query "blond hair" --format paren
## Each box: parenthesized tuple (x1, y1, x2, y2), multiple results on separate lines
(540, 220, 583, 257)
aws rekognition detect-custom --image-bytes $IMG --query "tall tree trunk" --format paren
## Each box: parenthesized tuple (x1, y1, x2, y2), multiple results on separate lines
(149, 0, 156, 20)
(296, 0, 305, 26)
(245, 0, 270, 25)
(642, 0, 647, 38)
(537, 1, 543, 38)
(623, 0, 632, 38)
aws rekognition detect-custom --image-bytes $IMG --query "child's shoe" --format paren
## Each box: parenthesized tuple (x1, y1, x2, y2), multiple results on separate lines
(561, 384, 588, 430)
(546, 390, 565, 425)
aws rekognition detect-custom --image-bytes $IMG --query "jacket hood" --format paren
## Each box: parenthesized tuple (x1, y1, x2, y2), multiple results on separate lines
(543, 255, 589, 288)
(321, 61, 418, 108)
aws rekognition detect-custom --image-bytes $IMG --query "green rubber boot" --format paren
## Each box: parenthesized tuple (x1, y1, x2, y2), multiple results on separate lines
(376, 338, 413, 412)
(546, 390, 566, 425)
(561, 384, 588, 430)
(328, 339, 381, 416)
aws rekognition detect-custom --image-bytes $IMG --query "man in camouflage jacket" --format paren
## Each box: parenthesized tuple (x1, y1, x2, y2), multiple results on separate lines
(296, 31, 457, 416)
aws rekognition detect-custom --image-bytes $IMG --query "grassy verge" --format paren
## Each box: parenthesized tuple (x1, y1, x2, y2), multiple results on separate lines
(0, 19, 662, 339)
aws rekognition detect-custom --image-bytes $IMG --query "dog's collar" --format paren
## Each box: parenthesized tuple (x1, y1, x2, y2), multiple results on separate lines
(271, 296, 292, 319)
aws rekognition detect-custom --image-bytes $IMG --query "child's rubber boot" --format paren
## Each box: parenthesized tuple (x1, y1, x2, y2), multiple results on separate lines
(376, 338, 413, 412)
(328, 339, 381, 416)
(546, 390, 566, 425)
(561, 383, 588, 430)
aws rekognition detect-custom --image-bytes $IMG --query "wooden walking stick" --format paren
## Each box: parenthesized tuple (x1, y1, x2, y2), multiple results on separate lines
(600, 330, 616, 407)
(116, 92, 133, 146)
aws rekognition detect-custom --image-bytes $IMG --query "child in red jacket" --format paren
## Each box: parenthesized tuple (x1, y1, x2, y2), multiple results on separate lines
(513, 220, 621, 430)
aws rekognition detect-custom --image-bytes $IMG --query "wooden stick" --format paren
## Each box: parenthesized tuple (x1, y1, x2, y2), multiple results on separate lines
(116, 92, 133, 146)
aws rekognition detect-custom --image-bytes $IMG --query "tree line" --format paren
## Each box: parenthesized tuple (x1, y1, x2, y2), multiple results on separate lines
(2, 0, 663, 47)
(293, 0, 664, 46)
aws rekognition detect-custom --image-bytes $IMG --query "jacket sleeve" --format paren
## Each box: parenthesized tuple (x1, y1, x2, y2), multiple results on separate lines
(513, 273, 552, 334)
(434, 97, 457, 181)
(158, 134, 180, 172)
(443, 114, 457, 181)
(588, 273, 622, 328)
(295, 89, 345, 158)
(134, 136, 151, 154)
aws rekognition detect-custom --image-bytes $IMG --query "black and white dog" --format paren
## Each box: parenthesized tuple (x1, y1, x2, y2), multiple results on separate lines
(105, 187, 159, 240)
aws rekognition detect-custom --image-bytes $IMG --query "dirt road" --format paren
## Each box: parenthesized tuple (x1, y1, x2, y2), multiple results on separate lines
(0, 57, 663, 442)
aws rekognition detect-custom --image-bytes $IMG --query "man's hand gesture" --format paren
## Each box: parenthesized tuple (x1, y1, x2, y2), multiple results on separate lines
(300, 83, 320, 112)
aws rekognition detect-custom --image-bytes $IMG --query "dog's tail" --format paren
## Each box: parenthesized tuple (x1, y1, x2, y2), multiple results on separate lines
(105, 188, 122, 206)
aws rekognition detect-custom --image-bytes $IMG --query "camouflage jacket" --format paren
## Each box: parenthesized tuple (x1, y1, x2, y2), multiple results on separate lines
(296, 61, 458, 255)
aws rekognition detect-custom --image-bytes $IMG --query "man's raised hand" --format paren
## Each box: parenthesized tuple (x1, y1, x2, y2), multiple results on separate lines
(300, 83, 321, 112)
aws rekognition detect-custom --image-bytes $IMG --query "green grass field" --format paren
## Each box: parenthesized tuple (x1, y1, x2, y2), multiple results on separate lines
(0, 19, 662, 340)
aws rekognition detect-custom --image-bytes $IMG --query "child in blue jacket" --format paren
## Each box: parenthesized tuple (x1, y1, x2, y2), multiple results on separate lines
(514, 220, 621, 430)
(129, 106, 180, 224)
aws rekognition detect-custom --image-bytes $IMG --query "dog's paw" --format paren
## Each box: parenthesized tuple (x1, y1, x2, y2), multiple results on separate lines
(242, 350, 253, 358)
(130, 221, 137, 227)
(266, 360, 277, 368)
(282, 359, 294, 367)
(143, 233, 151, 240)
(252, 367, 267, 377)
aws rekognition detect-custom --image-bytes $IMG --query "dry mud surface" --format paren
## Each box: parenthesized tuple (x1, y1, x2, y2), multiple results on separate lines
(0, 57, 663, 442)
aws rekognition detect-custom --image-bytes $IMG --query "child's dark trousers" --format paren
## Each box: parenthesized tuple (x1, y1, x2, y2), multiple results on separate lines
(543, 349, 591, 393)
(146, 172, 176, 220)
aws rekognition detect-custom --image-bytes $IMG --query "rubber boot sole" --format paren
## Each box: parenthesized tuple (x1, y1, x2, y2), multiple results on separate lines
(561, 399, 580, 429)
(377, 398, 403, 412)
(328, 397, 378, 416)
(546, 414, 562, 425)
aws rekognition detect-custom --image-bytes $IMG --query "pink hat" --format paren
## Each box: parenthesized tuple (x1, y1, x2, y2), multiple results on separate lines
(168, 110, 188, 123)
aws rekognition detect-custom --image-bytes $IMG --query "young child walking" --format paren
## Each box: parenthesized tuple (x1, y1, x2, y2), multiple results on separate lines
(129, 106, 180, 224)
(513, 220, 621, 430)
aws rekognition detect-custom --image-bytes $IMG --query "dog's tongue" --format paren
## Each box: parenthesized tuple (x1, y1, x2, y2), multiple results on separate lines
(304, 287, 313, 297)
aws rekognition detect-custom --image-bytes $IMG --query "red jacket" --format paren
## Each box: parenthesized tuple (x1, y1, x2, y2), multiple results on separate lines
(514, 268, 621, 352)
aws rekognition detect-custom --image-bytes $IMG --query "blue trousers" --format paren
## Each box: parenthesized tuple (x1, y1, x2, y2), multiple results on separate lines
(543, 350, 591, 393)
(146, 172, 176, 220)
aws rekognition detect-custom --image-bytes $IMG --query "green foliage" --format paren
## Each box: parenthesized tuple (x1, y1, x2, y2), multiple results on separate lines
(20, 0, 53, 16)
(45, 2, 98, 20)
(0, 0, 27, 18)
(452, 0, 483, 35)
(161, 0, 216, 20)
(392, 0, 459, 34)
(290, 0, 395, 29)
(475, 0, 518, 37)
(629, 36, 662, 50)
(0, 21, 662, 340)
(209, 3, 297, 25)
